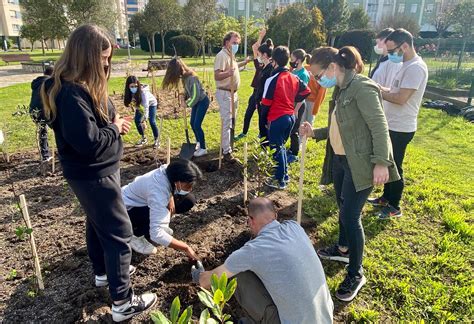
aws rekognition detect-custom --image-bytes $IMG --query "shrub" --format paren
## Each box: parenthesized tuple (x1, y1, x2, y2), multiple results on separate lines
(166, 35, 200, 57)
(336, 29, 376, 63)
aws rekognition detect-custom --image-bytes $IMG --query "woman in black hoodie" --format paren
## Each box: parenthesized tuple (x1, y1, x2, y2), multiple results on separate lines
(41, 24, 156, 322)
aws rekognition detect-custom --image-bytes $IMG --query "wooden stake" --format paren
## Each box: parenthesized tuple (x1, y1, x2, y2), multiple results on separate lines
(244, 142, 248, 203)
(167, 137, 171, 164)
(19, 194, 44, 290)
(218, 122, 223, 170)
(51, 148, 55, 174)
(297, 136, 307, 224)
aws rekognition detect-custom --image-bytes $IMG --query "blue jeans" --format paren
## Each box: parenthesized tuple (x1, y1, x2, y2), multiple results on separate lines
(333, 155, 372, 278)
(190, 96, 209, 149)
(268, 114, 295, 183)
(134, 105, 159, 139)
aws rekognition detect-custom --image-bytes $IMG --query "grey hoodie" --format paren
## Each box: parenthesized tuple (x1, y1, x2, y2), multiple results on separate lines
(183, 75, 206, 107)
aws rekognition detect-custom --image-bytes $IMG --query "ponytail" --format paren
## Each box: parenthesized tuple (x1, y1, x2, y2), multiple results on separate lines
(258, 38, 274, 57)
(309, 46, 364, 74)
(305, 53, 312, 65)
(291, 48, 307, 62)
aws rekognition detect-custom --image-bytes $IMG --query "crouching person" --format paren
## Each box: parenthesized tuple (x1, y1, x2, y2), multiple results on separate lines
(191, 198, 334, 324)
(122, 159, 202, 260)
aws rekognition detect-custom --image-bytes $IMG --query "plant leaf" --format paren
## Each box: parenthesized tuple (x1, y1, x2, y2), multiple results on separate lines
(213, 288, 224, 305)
(198, 291, 215, 309)
(210, 273, 219, 293)
(25, 228, 33, 235)
(223, 314, 232, 322)
(218, 272, 228, 292)
(224, 278, 237, 302)
(206, 319, 219, 324)
(150, 311, 171, 324)
(199, 309, 210, 324)
(170, 296, 181, 323)
(177, 306, 192, 324)
(210, 305, 222, 320)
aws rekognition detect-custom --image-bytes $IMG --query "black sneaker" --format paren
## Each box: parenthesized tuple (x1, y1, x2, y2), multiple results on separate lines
(367, 196, 388, 207)
(112, 291, 158, 322)
(317, 245, 349, 263)
(378, 205, 402, 219)
(335, 273, 367, 302)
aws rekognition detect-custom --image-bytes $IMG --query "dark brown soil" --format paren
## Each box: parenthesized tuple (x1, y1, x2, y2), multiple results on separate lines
(0, 145, 315, 323)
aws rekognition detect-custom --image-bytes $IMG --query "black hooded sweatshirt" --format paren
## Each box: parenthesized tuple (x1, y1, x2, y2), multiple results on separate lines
(43, 79, 123, 180)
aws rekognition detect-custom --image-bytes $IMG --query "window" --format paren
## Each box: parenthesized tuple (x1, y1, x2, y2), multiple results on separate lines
(253, 2, 260, 12)
(128, 7, 139, 12)
(127, 0, 138, 4)
(12, 24, 20, 32)
(425, 4, 434, 13)
(8, 0, 19, 4)
(352, 2, 360, 7)
(411, 4, 418, 13)
(9, 10, 20, 19)
(398, 3, 405, 13)
(238, 0, 245, 11)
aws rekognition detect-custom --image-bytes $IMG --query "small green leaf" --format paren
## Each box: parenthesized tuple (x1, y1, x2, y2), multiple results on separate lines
(213, 289, 224, 305)
(150, 311, 171, 324)
(210, 273, 219, 293)
(198, 291, 215, 309)
(223, 314, 232, 322)
(199, 309, 210, 324)
(206, 319, 219, 324)
(224, 278, 237, 302)
(25, 228, 33, 235)
(170, 296, 181, 323)
(218, 272, 228, 292)
(210, 305, 222, 320)
(177, 306, 192, 324)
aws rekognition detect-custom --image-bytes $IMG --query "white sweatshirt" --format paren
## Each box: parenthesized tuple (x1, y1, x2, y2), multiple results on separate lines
(121, 165, 173, 246)
(140, 85, 158, 119)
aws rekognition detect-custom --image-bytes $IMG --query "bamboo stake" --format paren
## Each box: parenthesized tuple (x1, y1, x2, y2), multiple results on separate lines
(19, 194, 44, 290)
(218, 122, 223, 170)
(51, 148, 55, 174)
(297, 136, 307, 224)
(244, 142, 248, 203)
(167, 137, 171, 164)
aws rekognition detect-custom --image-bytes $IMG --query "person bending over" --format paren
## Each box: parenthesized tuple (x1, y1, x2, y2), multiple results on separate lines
(192, 198, 333, 324)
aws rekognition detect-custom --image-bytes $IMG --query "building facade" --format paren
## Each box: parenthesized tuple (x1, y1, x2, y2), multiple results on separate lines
(125, 0, 148, 20)
(0, 0, 23, 49)
(225, 0, 305, 19)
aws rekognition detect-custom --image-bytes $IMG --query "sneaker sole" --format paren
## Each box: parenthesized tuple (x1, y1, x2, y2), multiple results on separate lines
(95, 265, 137, 287)
(336, 276, 367, 302)
(112, 294, 158, 322)
(378, 213, 403, 220)
(317, 254, 349, 264)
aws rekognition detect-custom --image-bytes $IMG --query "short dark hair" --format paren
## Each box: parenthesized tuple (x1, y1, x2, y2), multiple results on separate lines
(248, 198, 276, 218)
(272, 46, 290, 67)
(376, 28, 394, 40)
(258, 38, 274, 58)
(166, 159, 202, 186)
(385, 28, 414, 47)
(44, 66, 53, 76)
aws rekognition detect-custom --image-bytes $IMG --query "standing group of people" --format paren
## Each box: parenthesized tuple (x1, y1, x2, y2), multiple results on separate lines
(30, 21, 428, 322)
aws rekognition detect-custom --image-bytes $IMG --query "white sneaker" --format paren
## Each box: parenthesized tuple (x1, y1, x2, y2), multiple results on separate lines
(112, 291, 158, 322)
(130, 235, 157, 255)
(95, 265, 137, 287)
(195, 142, 200, 150)
(193, 148, 208, 157)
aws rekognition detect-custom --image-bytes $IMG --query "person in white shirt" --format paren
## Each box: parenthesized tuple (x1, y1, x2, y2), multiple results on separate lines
(122, 159, 202, 259)
(368, 29, 428, 219)
(191, 198, 334, 324)
(370, 28, 402, 88)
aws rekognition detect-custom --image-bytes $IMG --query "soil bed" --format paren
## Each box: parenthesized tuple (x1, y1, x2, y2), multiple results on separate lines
(0, 145, 314, 323)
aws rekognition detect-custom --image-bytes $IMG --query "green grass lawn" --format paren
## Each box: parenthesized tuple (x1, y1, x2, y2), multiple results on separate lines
(0, 71, 472, 322)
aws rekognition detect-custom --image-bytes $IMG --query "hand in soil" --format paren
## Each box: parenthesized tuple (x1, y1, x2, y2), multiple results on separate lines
(185, 246, 198, 262)
(191, 261, 205, 284)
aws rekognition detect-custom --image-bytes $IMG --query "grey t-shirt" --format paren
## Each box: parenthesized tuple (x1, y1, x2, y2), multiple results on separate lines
(383, 55, 428, 132)
(224, 220, 334, 324)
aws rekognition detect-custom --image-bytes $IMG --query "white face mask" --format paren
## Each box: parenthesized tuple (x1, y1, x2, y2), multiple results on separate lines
(374, 44, 384, 55)
(257, 56, 263, 64)
(175, 183, 190, 195)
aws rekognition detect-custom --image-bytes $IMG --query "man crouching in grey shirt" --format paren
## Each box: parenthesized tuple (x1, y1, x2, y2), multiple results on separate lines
(191, 197, 334, 324)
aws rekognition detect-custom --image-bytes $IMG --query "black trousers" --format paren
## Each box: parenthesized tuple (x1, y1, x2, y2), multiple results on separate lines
(242, 91, 257, 135)
(257, 104, 269, 145)
(333, 155, 372, 278)
(289, 102, 306, 156)
(128, 193, 196, 241)
(67, 171, 132, 301)
(382, 130, 415, 209)
(38, 123, 50, 160)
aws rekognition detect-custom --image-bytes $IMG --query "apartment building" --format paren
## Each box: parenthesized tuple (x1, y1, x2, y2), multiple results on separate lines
(0, 0, 23, 49)
(225, 0, 305, 19)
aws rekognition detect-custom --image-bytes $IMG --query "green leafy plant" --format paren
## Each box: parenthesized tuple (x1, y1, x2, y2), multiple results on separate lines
(15, 225, 33, 241)
(251, 137, 276, 196)
(150, 296, 193, 324)
(197, 273, 237, 324)
(7, 269, 18, 280)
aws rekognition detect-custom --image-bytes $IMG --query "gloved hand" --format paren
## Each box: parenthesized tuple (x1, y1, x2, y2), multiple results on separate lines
(191, 261, 205, 284)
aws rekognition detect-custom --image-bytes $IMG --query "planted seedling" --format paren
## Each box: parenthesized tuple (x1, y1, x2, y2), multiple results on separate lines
(7, 269, 18, 281)
(150, 296, 192, 324)
(250, 137, 276, 196)
(197, 272, 237, 324)
(15, 225, 33, 241)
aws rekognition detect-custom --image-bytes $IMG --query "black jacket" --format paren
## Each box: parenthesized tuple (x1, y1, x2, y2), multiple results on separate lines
(44, 79, 123, 180)
(29, 76, 49, 122)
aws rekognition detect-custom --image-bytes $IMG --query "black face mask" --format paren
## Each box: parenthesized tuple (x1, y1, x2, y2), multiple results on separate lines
(290, 61, 298, 69)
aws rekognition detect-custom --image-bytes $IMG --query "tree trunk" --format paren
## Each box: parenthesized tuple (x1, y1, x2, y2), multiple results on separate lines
(151, 33, 156, 57)
(456, 38, 467, 71)
(287, 32, 291, 49)
(41, 40, 45, 55)
(147, 38, 153, 58)
(201, 35, 206, 65)
(161, 31, 166, 59)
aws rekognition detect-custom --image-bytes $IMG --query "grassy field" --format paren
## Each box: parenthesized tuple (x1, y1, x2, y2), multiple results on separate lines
(0, 71, 472, 322)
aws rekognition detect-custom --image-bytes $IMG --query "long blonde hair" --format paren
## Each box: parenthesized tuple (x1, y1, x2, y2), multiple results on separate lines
(41, 24, 113, 122)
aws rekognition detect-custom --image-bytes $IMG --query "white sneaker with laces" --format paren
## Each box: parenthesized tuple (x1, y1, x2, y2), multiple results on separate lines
(195, 142, 200, 150)
(194, 148, 208, 157)
(95, 265, 137, 287)
(130, 235, 157, 255)
(112, 291, 158, 322)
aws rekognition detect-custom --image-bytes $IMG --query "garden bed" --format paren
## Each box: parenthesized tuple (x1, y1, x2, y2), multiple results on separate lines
(0, 145, 316, 323)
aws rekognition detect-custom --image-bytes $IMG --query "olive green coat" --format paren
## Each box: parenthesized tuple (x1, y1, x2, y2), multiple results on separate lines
(313, 70, 400, 192)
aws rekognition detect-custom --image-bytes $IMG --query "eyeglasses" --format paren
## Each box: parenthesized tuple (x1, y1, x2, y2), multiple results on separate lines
(387, 44, 402, 55)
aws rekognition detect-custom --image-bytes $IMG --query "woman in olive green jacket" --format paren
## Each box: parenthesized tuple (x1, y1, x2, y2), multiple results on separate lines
(300, 46, 399, 303)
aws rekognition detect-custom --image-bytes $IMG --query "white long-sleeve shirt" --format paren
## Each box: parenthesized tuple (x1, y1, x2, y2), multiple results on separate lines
(121, 165, 173, 246)
(140, 85, 158, 119)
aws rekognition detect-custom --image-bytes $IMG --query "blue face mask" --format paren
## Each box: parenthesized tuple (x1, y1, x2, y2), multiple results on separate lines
(388, 52, 403, 63)
(318, 74, 337, 88)
(130, 87, 138, 94)
(231, 44, 239, 55)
